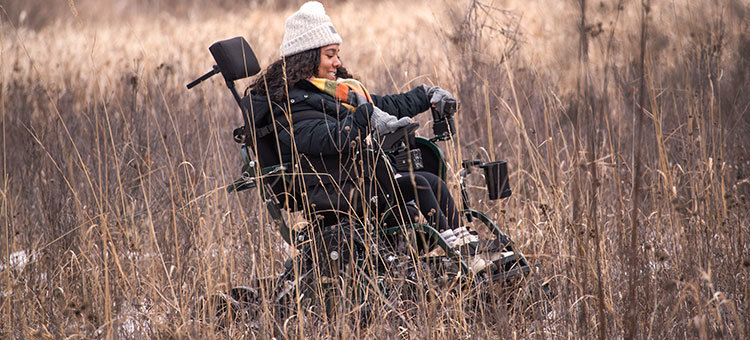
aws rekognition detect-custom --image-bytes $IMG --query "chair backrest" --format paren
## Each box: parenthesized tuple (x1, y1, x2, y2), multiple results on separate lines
(209, 37, 261, 82)
(239, 96, 280, 166)
(238, 96, 309, 213)
(206, 37, 302, 212)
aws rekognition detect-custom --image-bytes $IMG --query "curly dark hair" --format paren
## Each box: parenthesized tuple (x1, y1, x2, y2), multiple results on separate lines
(248, 47, 354, 102)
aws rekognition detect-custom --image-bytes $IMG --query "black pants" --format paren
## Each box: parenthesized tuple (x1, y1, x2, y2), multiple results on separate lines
(305, 162, 460, 231)
(395, 171, 461, 231)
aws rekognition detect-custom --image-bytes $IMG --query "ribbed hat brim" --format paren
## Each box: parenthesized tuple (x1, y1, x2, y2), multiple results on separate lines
(281, 23, 342, 57)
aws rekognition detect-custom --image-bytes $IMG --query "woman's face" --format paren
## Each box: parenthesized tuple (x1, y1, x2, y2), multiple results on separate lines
(317, 44, 342, 80)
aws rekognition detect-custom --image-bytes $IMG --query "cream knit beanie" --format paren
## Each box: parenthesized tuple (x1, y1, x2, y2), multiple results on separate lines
(280, 1, 343, 57)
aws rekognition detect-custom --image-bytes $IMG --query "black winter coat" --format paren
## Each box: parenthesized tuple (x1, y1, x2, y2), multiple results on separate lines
(247, 80, 430, 212)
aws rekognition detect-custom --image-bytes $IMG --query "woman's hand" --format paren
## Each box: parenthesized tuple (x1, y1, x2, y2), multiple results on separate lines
(422, 85, 456, 114)
(370, 105, 412, 137)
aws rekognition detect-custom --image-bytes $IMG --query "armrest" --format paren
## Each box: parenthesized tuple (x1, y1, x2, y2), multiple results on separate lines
(378, 122, 420, 152)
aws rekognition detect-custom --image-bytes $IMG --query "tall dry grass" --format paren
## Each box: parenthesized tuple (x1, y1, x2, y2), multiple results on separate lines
(1, 0, 748, 338)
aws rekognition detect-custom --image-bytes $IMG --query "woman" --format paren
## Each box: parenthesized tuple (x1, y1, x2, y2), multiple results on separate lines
(247, 1, 461, 232)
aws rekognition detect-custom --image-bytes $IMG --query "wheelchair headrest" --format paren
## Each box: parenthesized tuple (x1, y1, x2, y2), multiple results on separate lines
(209, 37, 261, 82)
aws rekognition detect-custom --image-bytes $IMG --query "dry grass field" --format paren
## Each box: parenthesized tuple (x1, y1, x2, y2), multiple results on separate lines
(1, 0, 749, 338)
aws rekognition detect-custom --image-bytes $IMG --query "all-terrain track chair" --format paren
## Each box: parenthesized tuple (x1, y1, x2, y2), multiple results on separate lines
(187, 36, 532, 327)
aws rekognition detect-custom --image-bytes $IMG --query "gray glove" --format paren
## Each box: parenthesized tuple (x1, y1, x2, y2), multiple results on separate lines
(370, 105, 412, 137)
(421, 85, 456, 113)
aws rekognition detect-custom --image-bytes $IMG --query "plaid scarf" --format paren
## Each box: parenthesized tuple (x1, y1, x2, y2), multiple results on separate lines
(309, 77, 373, 111)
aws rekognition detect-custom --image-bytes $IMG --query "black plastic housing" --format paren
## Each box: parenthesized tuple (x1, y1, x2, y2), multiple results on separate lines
(480, 160, 512, 200)
(209, 36, 261, 82)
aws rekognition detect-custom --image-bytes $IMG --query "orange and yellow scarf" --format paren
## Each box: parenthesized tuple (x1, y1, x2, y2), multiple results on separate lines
(309, 78, 372, 111)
